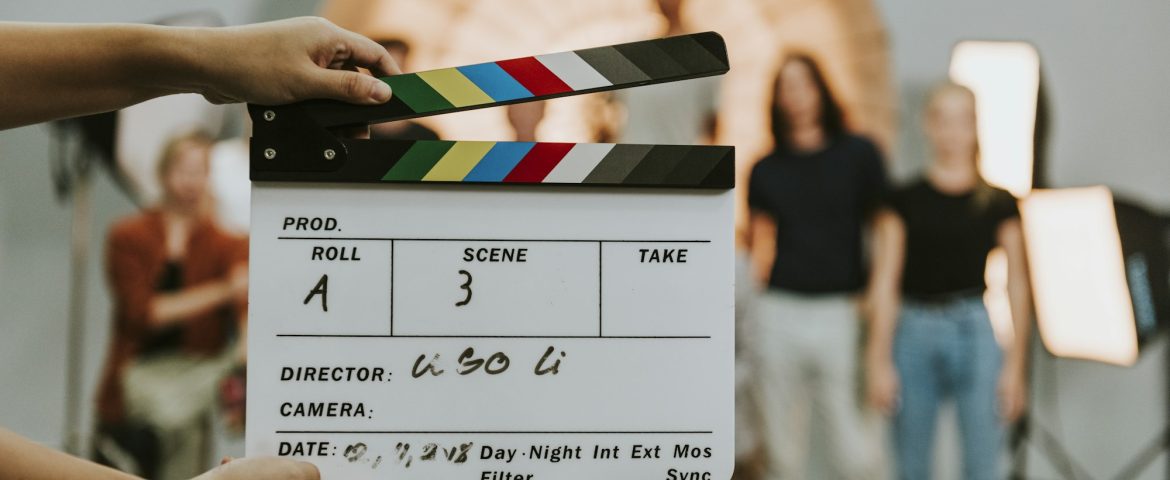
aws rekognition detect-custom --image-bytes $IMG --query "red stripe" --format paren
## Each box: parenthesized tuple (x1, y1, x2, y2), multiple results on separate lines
(504, 142, 575, 183)
(496, 57, 572, 96)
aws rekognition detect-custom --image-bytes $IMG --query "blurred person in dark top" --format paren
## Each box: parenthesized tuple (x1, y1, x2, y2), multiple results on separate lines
(865, 82, 1031, 480)
(746, 53, 888, 479)
(95, 131, 249, 480)
(371, 37, 440, 141)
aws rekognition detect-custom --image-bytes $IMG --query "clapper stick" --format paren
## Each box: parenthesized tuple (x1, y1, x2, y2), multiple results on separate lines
(249, 32, 733, 189)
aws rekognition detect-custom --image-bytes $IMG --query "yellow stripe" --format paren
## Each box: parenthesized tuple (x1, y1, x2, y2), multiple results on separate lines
(422, 141, 496, 181)
(417, 68, 494, 107)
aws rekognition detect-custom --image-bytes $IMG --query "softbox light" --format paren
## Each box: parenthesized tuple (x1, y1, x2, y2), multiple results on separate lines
(1021, 187, 1139, 366)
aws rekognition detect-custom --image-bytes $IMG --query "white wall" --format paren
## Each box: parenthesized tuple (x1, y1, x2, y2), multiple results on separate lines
(877, 0, 1170, 208)
(0, 0, 318, 456)
(876, 1, 1170, 478)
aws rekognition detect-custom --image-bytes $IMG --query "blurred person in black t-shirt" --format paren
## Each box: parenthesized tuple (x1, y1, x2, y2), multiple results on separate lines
(864, 82, 1032, 480)
(746, 54, 888, 480)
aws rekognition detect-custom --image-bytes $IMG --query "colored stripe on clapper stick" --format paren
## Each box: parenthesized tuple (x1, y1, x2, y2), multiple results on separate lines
(377, 140, 732, 187)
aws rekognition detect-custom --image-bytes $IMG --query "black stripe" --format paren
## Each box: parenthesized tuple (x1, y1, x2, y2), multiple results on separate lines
(575, 46, 651, 84)
(380, 89, 420, 117)
(699, 148, 736, 188)
(584, 144, 654, 183)
(656, 35, 729, 73)
(688, 31, 730, 67)
(624, 145, 692, 184)
(613, 41, 689, 79)
(664, 146, 732, 185)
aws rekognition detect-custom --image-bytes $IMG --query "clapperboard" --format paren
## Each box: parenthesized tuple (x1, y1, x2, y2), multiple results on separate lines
(246, 32, 734, 480)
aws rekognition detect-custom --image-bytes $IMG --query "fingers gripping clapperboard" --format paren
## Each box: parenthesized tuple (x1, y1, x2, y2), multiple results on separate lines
(246, 32, 734, 480)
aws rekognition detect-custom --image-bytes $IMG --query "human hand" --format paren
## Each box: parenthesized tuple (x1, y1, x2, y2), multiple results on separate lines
(865, 357, 900, 416)
(194, 17, 401, 105)
(194, 456, 319, 480)
(997, 365, 1028, 424)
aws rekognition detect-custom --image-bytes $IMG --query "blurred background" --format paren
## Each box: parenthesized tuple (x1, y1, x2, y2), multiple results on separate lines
(0, 0, 1168, 478)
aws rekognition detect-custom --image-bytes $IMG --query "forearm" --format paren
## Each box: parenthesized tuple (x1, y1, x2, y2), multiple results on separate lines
(0, 428, 141, 480)
(0, 17, 400, 131)
(1005, 279, 1033, 372)
(865, 291, 899, 362)
(749, 246, 774, 286)
(866, 210, 906, 362)
(0, 22, 211, 129)
(1000, 219, 1033, 374)
(150, 279, 233, 327)
(747, 213, 775, 286)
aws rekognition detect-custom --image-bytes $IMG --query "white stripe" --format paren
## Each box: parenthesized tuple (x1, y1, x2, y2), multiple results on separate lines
(543, 143, 615, 183)
(535, 52, 612, 90)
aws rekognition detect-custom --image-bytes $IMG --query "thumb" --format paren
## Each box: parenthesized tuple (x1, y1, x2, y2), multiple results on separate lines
(306, 68, 392, 105)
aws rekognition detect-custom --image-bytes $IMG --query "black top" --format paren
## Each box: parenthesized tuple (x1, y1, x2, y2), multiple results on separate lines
(890, 179, 1019, 296)
(140, 261, 184, 356)
(748, 134, 888, 293)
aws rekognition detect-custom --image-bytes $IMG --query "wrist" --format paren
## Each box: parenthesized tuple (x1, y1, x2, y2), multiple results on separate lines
(133, 24, 220, 97)
(865, 350, 893, 367)
(1002, 356, 1027, 377)
(864, 341, 892, 364)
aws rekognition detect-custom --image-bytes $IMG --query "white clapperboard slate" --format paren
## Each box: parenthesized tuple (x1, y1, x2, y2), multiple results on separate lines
(246, 32, 734, 480)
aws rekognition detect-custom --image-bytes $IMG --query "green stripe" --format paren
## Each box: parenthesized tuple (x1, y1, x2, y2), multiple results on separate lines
(383, 74, 454, 113)
(382, 141, 455, 180)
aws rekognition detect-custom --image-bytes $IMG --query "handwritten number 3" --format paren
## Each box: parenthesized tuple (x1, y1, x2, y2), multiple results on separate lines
(456, 270, 472, 307)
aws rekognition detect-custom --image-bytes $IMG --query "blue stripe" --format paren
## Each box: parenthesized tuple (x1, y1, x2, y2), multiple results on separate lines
(457, 62, 533, 101)
(464, 142, 536, 182)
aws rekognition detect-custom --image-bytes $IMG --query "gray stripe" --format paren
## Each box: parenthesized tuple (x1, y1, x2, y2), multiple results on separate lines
(584, 144, 654, 183)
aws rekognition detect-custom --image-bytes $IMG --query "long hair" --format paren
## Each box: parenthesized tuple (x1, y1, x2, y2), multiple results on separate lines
(769, 53, 847, 154)
(926, 81, 997, 209)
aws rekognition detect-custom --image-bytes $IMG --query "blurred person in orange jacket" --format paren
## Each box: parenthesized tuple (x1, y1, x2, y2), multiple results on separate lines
(94, 131, 247, 479)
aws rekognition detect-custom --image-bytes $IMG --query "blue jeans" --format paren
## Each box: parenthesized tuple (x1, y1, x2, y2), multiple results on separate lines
(892, 296, 1002, 480)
